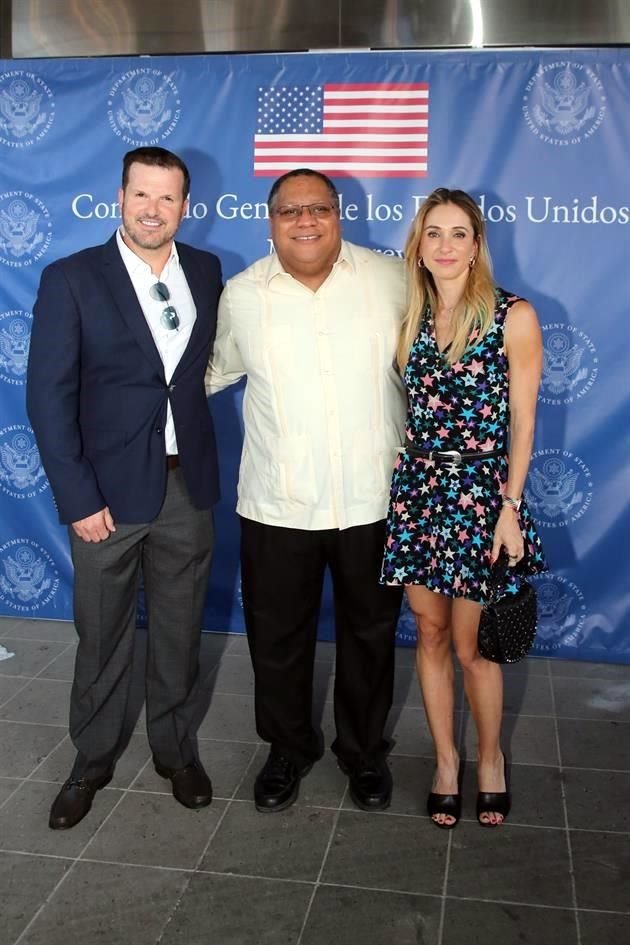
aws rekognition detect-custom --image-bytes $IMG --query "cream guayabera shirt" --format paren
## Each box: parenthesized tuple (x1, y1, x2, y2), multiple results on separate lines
(206, 241, 407, 530)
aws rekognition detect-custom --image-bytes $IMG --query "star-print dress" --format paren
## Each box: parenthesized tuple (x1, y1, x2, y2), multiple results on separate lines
(381, 288, 546, 604)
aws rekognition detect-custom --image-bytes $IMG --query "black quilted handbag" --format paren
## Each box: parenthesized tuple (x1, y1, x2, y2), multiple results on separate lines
(477, 550, 538, 664)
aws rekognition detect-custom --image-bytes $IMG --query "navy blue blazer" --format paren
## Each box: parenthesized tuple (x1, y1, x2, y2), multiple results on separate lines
(27, 234, 222, 525)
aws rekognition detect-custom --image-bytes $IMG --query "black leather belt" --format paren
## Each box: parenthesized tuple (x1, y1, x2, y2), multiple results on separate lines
(403, 443, 504, 465)
(166, 454, 180, 470)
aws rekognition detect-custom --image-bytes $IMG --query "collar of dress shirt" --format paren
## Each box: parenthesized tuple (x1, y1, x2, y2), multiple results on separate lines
(264, 238, 356, 287)
(116, 226, 181, 277)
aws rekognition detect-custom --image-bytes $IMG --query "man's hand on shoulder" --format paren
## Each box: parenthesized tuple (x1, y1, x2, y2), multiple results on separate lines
(72, 507, 116, 543)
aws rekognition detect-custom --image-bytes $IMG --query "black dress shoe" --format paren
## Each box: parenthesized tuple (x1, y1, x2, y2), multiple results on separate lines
(339, 757, 392, 811)
(154, 759, 213, 809)
(254, 750, 312, 813)
(49, 772, 113, 830)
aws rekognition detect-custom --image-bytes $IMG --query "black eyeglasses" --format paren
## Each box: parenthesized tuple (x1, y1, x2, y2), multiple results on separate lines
(149, 281, 180, 331)
(272, 202, 338, 220)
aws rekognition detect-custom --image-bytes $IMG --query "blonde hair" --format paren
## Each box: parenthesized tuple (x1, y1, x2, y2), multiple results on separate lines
(397, 188, 496, 371)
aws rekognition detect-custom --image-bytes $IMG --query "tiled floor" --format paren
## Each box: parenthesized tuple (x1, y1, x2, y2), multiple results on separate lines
(1, 615, 630, 945)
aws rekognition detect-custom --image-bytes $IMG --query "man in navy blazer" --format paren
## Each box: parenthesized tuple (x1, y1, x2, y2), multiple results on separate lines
(27, 147, 222, 829)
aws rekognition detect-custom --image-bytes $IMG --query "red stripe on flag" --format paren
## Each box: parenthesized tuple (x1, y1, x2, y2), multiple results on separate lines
(324, 83, 429, 91)
(254, 168, 427, 178)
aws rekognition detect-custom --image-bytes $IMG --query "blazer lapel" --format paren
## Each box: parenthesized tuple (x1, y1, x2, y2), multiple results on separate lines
(101, 235, 165, 376)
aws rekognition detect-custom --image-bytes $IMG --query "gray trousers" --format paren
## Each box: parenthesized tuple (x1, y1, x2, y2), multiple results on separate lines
(68, 468, 214, 779)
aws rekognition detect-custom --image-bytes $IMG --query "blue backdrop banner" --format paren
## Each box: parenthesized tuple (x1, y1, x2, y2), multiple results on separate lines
(0, 49, 627, 662)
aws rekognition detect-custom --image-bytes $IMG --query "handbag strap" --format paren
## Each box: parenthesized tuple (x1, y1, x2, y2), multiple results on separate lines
(487, 547, 530, 603)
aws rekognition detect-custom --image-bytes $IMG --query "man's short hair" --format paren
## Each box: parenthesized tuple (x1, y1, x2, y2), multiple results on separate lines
(121, 147, 191, 199)
(267, 168, 339, 212)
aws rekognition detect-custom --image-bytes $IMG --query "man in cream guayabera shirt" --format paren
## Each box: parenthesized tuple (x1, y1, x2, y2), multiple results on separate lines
(207, 169, 406, 813)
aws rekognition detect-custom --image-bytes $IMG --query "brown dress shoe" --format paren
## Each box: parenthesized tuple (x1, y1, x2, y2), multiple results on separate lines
(154, 760, 212, 809)
(49, 772, 113, 830)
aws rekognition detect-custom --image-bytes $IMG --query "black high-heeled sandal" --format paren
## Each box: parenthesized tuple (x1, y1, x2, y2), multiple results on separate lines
(476, 754, 511, 827)
(427, 764, 463, 830)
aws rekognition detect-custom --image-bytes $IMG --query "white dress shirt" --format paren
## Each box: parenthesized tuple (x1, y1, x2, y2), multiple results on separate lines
(117, 228, 196, 455)
(207, 240, 407, 530)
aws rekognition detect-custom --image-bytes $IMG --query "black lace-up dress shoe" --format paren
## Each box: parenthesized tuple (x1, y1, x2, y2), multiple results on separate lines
(338, 756, 392, 811)
(254, 749, 313, 812)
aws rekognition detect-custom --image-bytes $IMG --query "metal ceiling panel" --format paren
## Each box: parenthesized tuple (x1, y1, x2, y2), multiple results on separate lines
(9, 0, 340, 58)
(5, 0, 630, 59)
(343, 0, 630, 49)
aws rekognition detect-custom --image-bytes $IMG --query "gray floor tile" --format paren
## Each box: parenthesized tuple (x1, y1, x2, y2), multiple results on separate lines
(386, 704, 437, 757)
(0, 617, 23, 638)
(0, 638, 68, 677)
(314, 639, 337, 663)
(199, 630, 232, 663)
(301, 885, 442, 945)
(454, 673, 552, 718)
(36, 643, 77, 681)
(394, 643, 418, 667)
(83, 792, 226, 869)
(223, 632, 252, 656)
(0, 851, 70, 945)
(19, 860, 189, 945)
(442, 899, 578, 945)
(0, 776, 21, 807)
(502, 672, 554, 717)
(299, 752, 347, 808)
(201, 801, 335, 881)
(0, 779, 122, 857)
(553, 675, 630, 721)
(0, 618, 76, 642)
(317, 701, 338, 745)
(198, 635, 235, 682)
(1, 614, 629, 945)
(134, 739, 258, 799)
(385, 754, 436, 816)
(550, 658, 630, 680)
(203, 653, 255, 695)
(502, 656, 554, 678)
(579, 910, 630, 945)
(322, 809, 447, 895)
(0, 673, 29, 707)
(558, 718, 630, 770)
(392, 662, 423, 707)
(0, 720, 66, 778)
(194, 691, 260, 742)
(0, 678, 71, 725)
(160, 872, 313, 945)
(564, 767, 630, 832)
(571, 829, 630, 911)
(448, 821, 573, 907)
(313, 659, 335, 703)
(462, 713, 559, 767)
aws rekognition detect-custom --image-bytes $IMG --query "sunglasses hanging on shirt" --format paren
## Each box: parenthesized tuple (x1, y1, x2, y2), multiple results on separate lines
(149, 281, 180, 331)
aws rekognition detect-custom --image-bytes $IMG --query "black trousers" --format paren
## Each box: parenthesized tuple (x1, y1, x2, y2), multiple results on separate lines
(240, 517, 402, 767)
(68, 468, 214, 780)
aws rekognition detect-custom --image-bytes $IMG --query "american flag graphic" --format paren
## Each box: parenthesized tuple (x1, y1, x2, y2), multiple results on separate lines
(254, 83, 429, 178)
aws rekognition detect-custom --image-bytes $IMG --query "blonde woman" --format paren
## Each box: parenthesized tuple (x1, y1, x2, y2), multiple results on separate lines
(381, 188, 545, 828)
